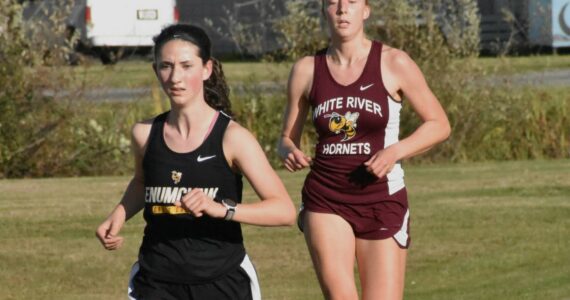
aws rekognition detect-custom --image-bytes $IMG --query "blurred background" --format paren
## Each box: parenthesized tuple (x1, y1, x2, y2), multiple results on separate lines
(0, 0, 569, 299)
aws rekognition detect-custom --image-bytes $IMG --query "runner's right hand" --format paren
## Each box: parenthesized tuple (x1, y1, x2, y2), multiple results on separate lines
(96, 218, 124, 251)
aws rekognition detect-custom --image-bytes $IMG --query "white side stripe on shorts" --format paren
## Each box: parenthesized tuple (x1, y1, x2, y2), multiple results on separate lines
(127, 256, 261, 300)
(127, 262, 139, 300)
(241, 254, 262, 300)
(393, 209, 410, 248)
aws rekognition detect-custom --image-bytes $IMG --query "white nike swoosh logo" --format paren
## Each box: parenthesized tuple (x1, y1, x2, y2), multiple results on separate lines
(360, 83, 374, 91)
(197, 155, 216, 162)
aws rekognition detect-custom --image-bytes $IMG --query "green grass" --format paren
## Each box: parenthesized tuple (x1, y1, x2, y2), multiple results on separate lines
(67, 54, 570, 89)
(476, 54, 570, 75)
(1, 160, 569, 299)
(69, 59, 157, 89)
(68, 60, 292, 89)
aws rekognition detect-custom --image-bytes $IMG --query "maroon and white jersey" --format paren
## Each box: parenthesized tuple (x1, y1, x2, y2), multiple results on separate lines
(303, 41, 405, 205)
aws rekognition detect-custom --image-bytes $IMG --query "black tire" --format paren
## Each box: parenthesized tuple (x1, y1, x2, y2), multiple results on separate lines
(99, 47, 124, 65)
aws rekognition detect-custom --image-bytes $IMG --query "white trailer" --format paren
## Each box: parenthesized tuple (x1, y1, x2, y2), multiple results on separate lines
(69, 0, 179, 64)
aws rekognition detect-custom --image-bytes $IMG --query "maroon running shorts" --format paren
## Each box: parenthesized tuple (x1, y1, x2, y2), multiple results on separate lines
(301, 188, 410, 249)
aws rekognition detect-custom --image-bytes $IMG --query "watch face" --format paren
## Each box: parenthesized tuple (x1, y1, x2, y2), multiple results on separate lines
(223, 198, 237, 207)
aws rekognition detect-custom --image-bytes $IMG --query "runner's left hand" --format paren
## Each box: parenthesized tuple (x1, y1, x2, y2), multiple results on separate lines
(363, 146, 399, 178)
(175, 188, 225, 218)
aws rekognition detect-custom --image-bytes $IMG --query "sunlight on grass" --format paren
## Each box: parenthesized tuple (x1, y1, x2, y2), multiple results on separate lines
(64, 54, 570, 90)
(0, 160, 568, 299)
(476, 54, 570, 74)
(65, 60, 292, 89)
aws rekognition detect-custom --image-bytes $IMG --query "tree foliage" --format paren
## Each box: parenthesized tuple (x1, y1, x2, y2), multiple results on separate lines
(0, 0, 133, 178)
(367, 0, 480, 67)
(271, 0, 329, 61)
(270, 0, 480, 63)
(0, 0, 69, 177)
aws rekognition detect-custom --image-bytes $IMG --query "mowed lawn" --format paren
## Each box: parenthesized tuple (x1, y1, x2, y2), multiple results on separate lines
(68, 54, 570, 89)
(0, 160, 569, 300)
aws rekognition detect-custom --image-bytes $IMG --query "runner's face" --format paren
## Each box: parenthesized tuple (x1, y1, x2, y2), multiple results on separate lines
(154, 39, 212, 106)
(323, 0, 370, 38)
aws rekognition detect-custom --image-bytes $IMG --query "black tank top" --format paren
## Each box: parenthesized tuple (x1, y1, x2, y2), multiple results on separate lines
(139, 111, 245, 284)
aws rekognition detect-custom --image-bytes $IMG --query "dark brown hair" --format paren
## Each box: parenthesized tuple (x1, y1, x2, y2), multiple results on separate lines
(153, 24, 232, 115)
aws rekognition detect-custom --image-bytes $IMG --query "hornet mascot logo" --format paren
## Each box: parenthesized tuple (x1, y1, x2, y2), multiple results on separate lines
(171, 171, 182, 184)
(324, 111, 359, 142)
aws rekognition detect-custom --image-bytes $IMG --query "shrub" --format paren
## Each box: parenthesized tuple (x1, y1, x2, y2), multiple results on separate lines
(204, 0, 285, 59)
(0, 0, 150, 178)
(229, 72, 570, 166)
(0, 0, 73, 177)
(260, 0, 570, 165)
(432, 83, 570, 162)
(271, 0, 328, 61)
(2, 0, 568, 178)
(230, 74, 317, 167)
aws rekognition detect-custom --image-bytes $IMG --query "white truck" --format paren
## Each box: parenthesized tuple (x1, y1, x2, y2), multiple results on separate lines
(68, 0, 179, 64)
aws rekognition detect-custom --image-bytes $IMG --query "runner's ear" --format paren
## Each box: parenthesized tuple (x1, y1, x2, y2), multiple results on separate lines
(203, 59, 213, 81)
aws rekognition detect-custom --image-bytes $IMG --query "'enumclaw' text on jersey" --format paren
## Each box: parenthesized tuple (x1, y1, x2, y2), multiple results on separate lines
(139, 111, 245, 284)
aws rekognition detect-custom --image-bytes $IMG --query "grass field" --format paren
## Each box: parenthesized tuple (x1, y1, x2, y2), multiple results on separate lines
(1, 160, 569, 299)
(69, 59, 292, 89)
(69, 54, 570, 89)
(476, 54, 570, 74)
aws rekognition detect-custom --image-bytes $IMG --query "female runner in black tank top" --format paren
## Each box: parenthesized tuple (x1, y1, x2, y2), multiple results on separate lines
(96, 24, 296, 300)
(278, 1, 451, 299)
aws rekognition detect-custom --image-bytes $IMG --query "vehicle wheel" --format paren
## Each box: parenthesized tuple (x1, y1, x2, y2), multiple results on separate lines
(99, 47, 124, 65)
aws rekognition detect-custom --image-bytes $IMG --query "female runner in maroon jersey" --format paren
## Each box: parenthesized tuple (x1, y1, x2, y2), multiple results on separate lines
(278, 1, 451, 299)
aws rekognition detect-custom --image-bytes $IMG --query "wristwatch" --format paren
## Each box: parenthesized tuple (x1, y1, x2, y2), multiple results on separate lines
(220, 198, 237, 221)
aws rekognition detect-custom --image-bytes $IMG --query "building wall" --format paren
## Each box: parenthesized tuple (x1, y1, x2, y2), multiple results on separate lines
(177, 0, 237, 54)
(177, 0, 285, 56)
(477, 0, 530, 50)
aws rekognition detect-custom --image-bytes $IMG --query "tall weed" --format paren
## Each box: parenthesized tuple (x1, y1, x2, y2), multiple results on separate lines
(1, 0, 567, 178)
(400, 59, 570, 162)
(0, 0, 73, 177)
(261, 0, 569, 165)
(0, 0, 153, 178)
(271, 0, 328, 61)
(230, 72, 569, 166)
(230, 75, 317, 167)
